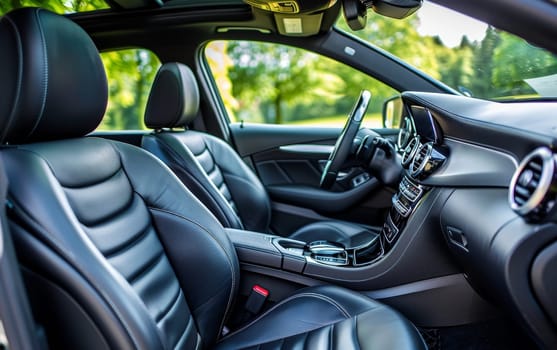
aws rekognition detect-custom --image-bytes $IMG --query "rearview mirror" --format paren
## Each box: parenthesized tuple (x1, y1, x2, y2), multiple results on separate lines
(382, 95, 404, 128)
(371, 0, 422, 19)
(342, 0, 367, 30)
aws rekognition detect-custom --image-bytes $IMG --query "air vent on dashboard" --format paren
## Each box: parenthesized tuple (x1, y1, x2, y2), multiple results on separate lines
(401, 136, 419, 168)
(509, 147, 557, 222)
(410, 142, 433, 178)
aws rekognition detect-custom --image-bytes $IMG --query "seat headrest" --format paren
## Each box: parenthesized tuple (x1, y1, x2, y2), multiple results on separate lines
(0, 8, 107, 143)
(144, 62, 200, 129)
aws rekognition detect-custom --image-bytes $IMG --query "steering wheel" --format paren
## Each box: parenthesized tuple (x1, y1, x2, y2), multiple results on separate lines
(320, 90, 372, 189)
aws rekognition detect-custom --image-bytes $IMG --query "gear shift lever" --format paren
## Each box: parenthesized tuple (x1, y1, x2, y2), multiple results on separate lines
(306, 240, 348, 266)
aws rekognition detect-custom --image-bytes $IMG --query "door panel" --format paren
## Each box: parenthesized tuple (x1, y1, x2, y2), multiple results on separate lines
(230, 122, 397, 234)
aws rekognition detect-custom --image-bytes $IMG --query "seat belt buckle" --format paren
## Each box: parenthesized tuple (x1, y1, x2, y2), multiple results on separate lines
(245, 285, 269, 314)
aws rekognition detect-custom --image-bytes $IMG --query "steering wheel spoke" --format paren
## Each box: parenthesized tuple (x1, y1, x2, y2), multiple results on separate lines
(320, 90, 372, 189)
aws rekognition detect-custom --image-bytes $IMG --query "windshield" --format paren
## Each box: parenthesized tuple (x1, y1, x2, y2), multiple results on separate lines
(337, 1, 557, 101)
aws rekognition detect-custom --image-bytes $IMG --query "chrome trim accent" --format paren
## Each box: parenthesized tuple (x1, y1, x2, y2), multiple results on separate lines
(392, 195, 410, 217)
(306, 255, 349, 266)
(216, 27, 271, 34)
(401, 136, 420, 167)
(352, 236, 383, 266)
(509, 147, 556, 216)
(397, 116, 415, 150)
(279, 144, 334, 155)
(410, 142, 433, 178)
(384, 215, 400, 243)
(400, 177, 424, 202)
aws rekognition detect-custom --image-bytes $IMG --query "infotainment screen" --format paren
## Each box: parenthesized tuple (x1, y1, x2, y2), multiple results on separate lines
(410, 105, 441, 143)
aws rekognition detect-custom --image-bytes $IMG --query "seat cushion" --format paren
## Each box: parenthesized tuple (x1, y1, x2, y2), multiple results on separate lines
(289, 220, 379, 248)
(215, 285, 425, 349)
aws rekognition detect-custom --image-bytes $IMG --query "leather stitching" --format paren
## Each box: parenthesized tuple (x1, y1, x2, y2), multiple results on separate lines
(221, 291, 352, 341)
(27, 9, 48, 140)
(2, 17, 23, 142)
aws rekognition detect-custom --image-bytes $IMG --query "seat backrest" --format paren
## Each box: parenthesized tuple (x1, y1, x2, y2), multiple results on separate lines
(0, 8, 238, 349)
(143, 63, 272, 233)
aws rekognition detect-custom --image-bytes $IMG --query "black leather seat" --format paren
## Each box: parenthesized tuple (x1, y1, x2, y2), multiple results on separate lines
(142, 62, 377, 246)
(0, 8, 426, 349)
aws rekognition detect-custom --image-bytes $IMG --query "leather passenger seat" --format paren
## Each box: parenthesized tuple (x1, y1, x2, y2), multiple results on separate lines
(142, 62, 377, 246)
(0, 8, 426, 349)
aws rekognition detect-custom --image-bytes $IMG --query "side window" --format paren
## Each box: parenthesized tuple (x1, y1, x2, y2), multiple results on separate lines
(98, 49, 161, 130)
(205, 40, 397, 128)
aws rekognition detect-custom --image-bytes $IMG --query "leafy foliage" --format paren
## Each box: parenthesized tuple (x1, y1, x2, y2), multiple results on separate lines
(492, 32, 557, 97)
(99, 50, 160, 130)
(0, 0, 107, 14)
(208, 12, 557, 127)
(3, 1, 557, 129)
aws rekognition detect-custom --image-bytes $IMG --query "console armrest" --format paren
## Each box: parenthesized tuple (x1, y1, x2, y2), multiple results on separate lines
(225, 229, 306, 273)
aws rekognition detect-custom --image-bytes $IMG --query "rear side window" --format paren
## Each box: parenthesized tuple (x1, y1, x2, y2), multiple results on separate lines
(205, 40, 397, 128)
(98, 49, 161, 130)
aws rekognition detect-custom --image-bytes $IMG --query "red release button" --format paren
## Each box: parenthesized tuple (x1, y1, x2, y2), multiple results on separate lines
(253, 285, 269, 297)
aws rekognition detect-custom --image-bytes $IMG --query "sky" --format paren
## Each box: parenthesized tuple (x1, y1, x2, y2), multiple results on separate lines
(416, 2, 488, 47)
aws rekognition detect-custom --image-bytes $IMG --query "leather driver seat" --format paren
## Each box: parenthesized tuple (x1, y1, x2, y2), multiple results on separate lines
(0, 8, 426, 349)
(142, 62, 377, 246)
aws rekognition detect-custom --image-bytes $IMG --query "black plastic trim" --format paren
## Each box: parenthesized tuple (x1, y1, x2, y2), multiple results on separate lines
(267, 178, 380, 213)
(420, 138, 517, 188)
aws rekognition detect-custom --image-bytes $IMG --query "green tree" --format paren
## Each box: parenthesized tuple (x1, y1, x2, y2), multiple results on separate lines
(335, 13, 439, 107)
(491, 32, 557, 97)
(435, 37, 475, 93)
(100, 49, 160, 130)
(468, 26, 501, 98)
(227, 41, 343, 124)
(338, 13, 441, 80)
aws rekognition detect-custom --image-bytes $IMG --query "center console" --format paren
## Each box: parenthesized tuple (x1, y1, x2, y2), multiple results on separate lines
(229, 174, 434, 271)
(382, 175, 429, 250)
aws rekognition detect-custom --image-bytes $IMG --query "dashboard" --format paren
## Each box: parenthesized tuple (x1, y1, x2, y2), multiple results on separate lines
(397, 91, 557, 348)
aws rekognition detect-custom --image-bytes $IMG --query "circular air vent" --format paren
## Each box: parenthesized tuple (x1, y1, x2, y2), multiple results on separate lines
(410, 142, 433, 178)
(401, 136, 419, 168)
(509, 147, 557, 221)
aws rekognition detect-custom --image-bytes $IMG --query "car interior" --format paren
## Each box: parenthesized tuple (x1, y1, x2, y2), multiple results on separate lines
(0, 0, 556, 349)
(141, 61, 378, 247)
